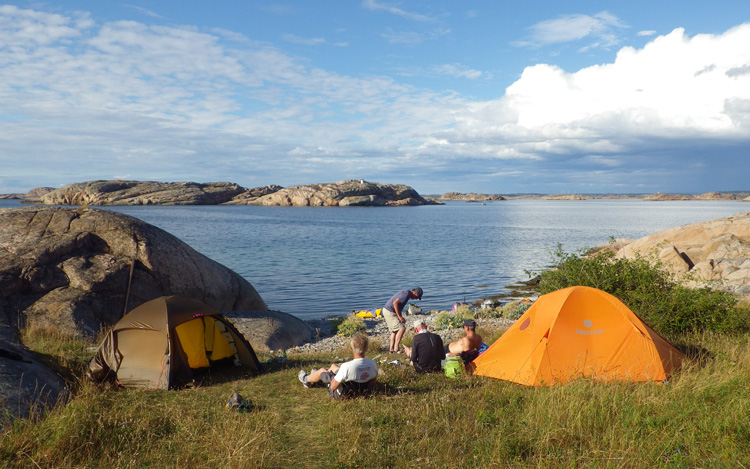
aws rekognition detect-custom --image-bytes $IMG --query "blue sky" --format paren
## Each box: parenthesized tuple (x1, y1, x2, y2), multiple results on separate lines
(1, 1, 749, 195)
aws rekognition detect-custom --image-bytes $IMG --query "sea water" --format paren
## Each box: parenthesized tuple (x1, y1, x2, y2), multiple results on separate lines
(2, 198, 746, 319)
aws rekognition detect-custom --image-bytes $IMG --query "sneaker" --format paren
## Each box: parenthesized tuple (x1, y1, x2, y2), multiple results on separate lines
(298, 369, 310, 388)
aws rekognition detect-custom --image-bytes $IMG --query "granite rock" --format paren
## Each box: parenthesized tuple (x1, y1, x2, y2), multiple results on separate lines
(40, 180, 245, 206)
(248, 180, 434, 206)
(615, 212, 750, 299)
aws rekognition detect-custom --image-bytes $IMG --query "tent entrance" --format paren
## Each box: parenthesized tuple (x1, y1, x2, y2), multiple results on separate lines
(174, 316, 236, 369)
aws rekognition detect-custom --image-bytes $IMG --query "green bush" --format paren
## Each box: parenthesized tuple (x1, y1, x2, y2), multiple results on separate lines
(336, 314, 366, 337)
(536, 245, 750, 335)
(433, 307, 475, 330)
(496, 301, 531, 321)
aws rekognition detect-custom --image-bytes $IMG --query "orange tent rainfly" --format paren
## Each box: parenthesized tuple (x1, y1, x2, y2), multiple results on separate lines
(470, 286, 684, 386)
(89, 296, 262, 389)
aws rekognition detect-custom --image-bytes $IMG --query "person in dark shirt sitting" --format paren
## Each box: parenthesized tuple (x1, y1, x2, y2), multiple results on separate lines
(402, 319, 445, 373)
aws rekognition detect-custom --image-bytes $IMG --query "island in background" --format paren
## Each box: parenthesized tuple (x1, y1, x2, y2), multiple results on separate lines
(1, 180, 749, 205)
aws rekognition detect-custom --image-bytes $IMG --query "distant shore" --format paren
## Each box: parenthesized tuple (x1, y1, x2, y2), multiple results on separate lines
(2, 180, 749, 205)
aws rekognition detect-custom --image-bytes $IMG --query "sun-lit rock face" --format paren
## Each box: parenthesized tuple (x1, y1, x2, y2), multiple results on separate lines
(615, 212, 750, 299)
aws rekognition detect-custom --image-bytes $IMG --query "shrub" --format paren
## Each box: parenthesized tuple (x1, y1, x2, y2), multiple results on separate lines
(433, 308, 475, 330)
(336, 314, 366, 337)
(496, 301, 531, 321)
(535, 244, 750, 335)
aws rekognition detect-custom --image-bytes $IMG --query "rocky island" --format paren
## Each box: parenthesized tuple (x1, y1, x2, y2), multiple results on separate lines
(236, 179, 437, 206)
(13, 179, 437, 207)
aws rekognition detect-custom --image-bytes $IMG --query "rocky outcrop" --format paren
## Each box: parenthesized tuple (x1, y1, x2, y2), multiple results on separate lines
(226, 310, 313, 352)
(695, 192, 738, 201)
(40, 180, 245, 206)
(0, 207, 267, 338)
(225, 185, 284, 205)
(248, 180, 435, 206)
(615, 212, 750, 299)
(643, 193, 695, 201)
(439, 192, 506, 201)
(541, 194, 588, 200)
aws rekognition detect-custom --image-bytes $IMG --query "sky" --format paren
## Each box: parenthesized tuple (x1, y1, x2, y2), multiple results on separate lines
(1, 1, 749, 195)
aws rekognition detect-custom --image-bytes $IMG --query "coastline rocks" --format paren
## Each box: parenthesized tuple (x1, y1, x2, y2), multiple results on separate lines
(226, 310, 313, 352)
(0, 206, 267, 338)
(615, 212, 750, 299)
(225, 185, 284, 205)
(0, 187, 54, 201)
(643, 193, 695, 201)
(0, 321, 66, 424)
(439, 192, 506, 202)
(695, 192, 739, 201)
(540, 194, 588, 200)
(248, 180, 435, 207)
(40, 180, 245, 206)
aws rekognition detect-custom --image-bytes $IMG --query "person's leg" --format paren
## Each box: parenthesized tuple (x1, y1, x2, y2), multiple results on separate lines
(389, 331, 398, 352)
(393, 327, 405, 351)
(305, 367, 329, 384)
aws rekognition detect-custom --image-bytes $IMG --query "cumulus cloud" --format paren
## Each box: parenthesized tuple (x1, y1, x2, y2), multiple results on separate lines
(419, 24, 750, 190)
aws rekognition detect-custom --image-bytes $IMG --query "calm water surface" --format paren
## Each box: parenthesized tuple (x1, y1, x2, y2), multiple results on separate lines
(3, 199, 746, 319)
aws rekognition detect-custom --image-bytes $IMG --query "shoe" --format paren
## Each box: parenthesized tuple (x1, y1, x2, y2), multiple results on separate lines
(298, 369, 310, 388)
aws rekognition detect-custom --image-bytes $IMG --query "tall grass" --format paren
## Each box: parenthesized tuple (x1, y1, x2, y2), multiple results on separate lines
(4, 252, 750, 467)
(2, 329, 750, 467)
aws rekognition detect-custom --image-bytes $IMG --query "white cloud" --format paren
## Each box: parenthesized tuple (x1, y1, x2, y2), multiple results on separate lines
(361, 0, 435, 22)
(380, 27, 450, 45)
(416, 24, 750, 189)
(122, 4, 162, 19)
(432, 63, 483, 79)
(638, 30, 657, 37)
(282, 34, 326, 46)
(516, 11, 627, 50)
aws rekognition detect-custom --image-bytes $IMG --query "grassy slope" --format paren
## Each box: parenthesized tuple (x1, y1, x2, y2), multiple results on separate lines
(2, 329, 750, 468)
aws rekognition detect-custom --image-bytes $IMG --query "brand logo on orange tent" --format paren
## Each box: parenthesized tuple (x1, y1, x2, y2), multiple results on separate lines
(576, 319, 603, 336)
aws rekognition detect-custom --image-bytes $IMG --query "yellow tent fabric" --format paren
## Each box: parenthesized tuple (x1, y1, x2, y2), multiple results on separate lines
(470, 286, 685, 386)
(173, 316, 237, 368)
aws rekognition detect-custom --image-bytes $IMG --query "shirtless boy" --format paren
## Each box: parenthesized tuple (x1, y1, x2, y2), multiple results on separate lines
(445, 319, 482, 360)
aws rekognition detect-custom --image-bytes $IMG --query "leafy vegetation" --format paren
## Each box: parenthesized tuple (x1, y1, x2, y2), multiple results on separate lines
(335, 314, 367, 337)
(535, 244, 750, 336)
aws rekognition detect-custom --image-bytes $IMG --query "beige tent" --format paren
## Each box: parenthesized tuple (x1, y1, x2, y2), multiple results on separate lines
(89, 296, 261, 389)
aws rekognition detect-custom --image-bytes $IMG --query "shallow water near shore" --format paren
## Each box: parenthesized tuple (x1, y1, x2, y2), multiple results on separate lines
(2, 198, 746, 319)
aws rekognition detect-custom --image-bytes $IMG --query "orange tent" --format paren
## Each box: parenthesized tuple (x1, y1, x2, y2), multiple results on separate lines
(469, 286, 684, 385)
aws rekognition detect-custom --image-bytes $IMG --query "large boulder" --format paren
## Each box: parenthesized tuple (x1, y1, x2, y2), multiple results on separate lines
(226, 310, 313, 352)
(615, 212, 750, 299)
(0, 206, 267, 337)
(40, 180, 245, 205)
(248, 180, 435, 206)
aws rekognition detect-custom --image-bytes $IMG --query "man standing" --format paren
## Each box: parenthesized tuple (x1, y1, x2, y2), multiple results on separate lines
(403, 319, 445, 373)
(298, 334, 378, 399)
(382, 287, 423, 353)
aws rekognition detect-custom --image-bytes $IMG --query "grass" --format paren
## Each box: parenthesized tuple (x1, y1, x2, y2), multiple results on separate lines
(5, 253, 750, 467)
(2, 328, 750, 468)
